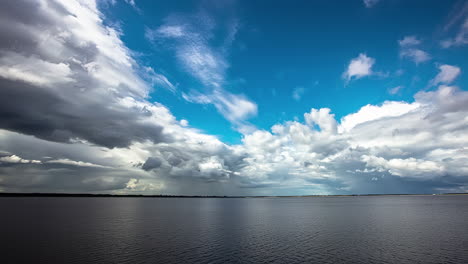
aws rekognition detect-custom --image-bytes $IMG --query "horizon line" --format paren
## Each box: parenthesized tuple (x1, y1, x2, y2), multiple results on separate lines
(1, 192, 467, 198)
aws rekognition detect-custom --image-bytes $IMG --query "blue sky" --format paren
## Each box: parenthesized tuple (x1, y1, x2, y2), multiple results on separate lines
(0, 0, 468, 195)
(101, 0, 467, 144)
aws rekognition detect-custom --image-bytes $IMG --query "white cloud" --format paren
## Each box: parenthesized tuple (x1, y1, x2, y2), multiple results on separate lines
(0, 53, 73, 87)
(237, 85, 468, 193)
(362, 155, 444, 178)
(125, 178, 139, 189)
(147, 14, 258, 131)
(388, 85, 403, 95)
(343, 53, 375, 81)
(124, 0, 136, 8)
(46, 158, 108, 168)
(398, 36, 430, 64)
(183, 89, 258, 133)
(398, 36, 421, 47)
(400, 49, 431, 64)
(143, 67, 176, 92)
(429, 64, 461, 86)
(157, 25, 185, 38)
(363, 0, 380, 8)
(441, 18, 468, 48)
(339, 101, 420, 133)
(292, 87, 305, 101)
(0, 155, 40, 164)
(304, 108, 337, 134)
(180, 119, 189, 127)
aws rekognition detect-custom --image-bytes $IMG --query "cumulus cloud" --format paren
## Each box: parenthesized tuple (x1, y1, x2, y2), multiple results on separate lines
(236, 85, 468, 193)
(0, 0, 179, 148)
(343, 53, 375, 81)
(338, 101, 420, 133)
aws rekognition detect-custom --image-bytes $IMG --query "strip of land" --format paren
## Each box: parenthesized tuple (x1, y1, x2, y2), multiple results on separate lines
(0, 193, 467, 198)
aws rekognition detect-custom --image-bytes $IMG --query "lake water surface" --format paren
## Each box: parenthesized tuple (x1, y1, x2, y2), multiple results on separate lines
(1, 196, 468, 263)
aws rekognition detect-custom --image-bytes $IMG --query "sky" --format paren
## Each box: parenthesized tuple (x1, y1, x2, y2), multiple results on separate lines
(0, 0, 468, 195)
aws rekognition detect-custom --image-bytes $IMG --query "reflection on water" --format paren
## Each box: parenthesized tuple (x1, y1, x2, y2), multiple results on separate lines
(1, 196, 468, 263)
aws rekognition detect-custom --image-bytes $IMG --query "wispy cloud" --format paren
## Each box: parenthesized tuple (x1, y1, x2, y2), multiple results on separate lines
(441, 18, 468, 48)
(400, 49, 431, 64)
(399, 36, 421, 46)
(388, 85, 404, 95)
(292, 86, 305, 101)
(398, 36, 431, 64)
(146, 10, 258, 132)
(182, 90, 258, 133)
(441, 2, 468, 48)
(363, 0, 380, 8)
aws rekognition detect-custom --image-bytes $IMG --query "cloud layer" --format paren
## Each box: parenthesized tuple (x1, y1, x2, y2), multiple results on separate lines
(0, 0, 468, 195)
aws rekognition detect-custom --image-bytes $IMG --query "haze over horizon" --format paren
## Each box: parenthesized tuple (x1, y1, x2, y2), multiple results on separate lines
(1, 0, 468, 195)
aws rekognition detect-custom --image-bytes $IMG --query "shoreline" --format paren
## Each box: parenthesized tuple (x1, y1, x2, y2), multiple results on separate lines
(0, 193, 467, 198)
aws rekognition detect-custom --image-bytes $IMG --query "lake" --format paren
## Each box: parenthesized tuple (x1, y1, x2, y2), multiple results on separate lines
(1, 196, 468, 263)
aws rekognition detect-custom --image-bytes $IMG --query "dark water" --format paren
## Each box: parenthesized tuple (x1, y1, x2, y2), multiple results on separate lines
(1, 196, 468, 264)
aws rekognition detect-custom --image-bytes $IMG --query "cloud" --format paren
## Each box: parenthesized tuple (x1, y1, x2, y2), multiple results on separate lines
(362, 155, 444, 178)
(2, 82, 468, 194)
(146, 11, 258, 132)
(398, 36, 431, 64)
(142, 157, 163, 171)
(0, 0, 179, 148)
(124, 0, 136, 8)
(400, 49, 431, 64)
(441, 18, 468, 48)
(46, 158, 108, 168)
(343, 53, 375, 81)
(0, 154, 40, 164)
(0, 53, 73, 86)
(182, 90, 258, 133)
(143, 67, 176, 93)
(304, 108, 337, 134)
(338, 101, 420, 133)
(363, 0, 380, 8)
(236, 85, 468, 193)
(156, 25, 186, 38)
(1, 0, 468, 195)
(398, 36, 421, 46)
(388, 85, 403, 95)
(292, 86, 305, 101)
(429, 64, 461, 86)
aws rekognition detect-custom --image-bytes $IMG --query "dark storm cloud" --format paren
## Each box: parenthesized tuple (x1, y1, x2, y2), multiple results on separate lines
(0, 78, 170, 148)
(142, 157, 162, 171)
(0, 0, 172, 148)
